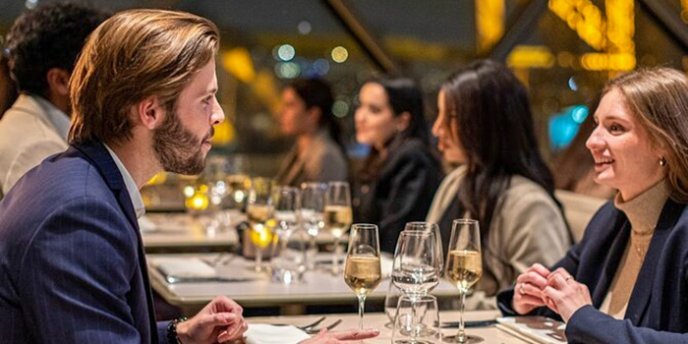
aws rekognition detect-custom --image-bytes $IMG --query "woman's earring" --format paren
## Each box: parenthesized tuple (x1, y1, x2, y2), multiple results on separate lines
(659, 157, 667, 166)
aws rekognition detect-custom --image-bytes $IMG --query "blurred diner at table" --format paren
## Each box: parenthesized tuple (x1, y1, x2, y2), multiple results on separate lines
(275, 78, 348, 187)
(427, 59, 571, 305)
(500, 67, 688, 343)
(352, 77, 442, 254)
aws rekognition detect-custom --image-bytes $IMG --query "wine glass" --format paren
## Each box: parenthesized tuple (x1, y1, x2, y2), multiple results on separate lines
(391, 231, 439, 343)
(443, 219, 483, 344)
(325, 181, 352, 274)
(300, 182, 327, 269)
(344, 223, 382, 329)
(246, 177, 275, 272)
(385, 222, 443, 328)
(272, 186, 305, 283)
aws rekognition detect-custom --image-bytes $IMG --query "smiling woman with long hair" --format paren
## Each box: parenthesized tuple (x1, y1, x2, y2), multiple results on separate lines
(427, 60, 571, 301)
(501, 67, 688, 343)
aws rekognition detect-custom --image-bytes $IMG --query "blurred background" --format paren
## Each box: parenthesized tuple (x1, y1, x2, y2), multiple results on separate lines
(1, 0, 686, 176)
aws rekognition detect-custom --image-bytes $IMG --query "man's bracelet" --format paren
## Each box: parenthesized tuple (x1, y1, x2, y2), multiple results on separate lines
(167, 316, 188, 344)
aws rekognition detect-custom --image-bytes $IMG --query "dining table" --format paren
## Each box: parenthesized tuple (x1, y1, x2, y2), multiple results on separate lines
(148, 252, 460, 316)
(245, 310, 534, 343)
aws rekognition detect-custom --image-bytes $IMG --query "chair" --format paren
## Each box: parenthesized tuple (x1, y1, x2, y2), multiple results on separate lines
(555, 189, 608, 243)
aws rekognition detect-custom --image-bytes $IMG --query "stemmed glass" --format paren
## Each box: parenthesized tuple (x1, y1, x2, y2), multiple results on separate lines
(246, 177, 275, 272)
(300, 182, 327, 269)
(386, 222, 444, 327)
(272, 186, 305, 283)
(443, 219, 483, 344)
(324, 181, 353, 274)
(391, 231, 440, 343)
(344, 224, 382, 329)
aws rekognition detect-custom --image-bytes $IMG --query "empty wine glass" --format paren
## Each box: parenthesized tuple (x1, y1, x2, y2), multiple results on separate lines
(344, 223, 382, 329)
(300, 182, 327, 269)
(246, 177, 275, 272)
(443, 219, 483, 344)
(392, 294, 441, 343)
(404, 222, 444, 280)
(391, 231, 440, 344)
(325, 181, 352, 274)
(272, 186, 305, 284)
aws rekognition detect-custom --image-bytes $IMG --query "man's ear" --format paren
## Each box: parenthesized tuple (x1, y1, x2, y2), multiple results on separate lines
(134, 96, 166, 130)
(46, 68, 70, 97)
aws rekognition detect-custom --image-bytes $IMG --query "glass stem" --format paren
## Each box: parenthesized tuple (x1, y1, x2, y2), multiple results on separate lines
(332, 237, 342, 274)
(357, 294, 366, 329)
(411, 298, 418, 339)
(458, 290, 467, 343)
(255, 250, 262, 273)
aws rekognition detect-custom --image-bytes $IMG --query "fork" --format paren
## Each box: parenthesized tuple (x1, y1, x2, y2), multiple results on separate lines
(306, 319, 342, 334)
(273, 316, 326, 331)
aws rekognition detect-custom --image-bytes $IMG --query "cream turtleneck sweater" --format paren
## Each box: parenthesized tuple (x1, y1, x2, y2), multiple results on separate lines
(599, 179, 670, 319)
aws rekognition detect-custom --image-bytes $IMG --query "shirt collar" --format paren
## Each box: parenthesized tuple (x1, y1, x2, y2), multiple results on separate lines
(103, 144, 146, 219)
(30, 94, 71, 139)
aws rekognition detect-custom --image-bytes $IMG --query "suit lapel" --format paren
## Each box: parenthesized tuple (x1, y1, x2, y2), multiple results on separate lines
(625, 199, 683, 323)
(590, 218, 631, 307)
(73, 141, 158, 343)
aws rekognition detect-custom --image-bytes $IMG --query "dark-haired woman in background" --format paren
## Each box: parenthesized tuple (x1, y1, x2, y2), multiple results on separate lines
(427, 60, 570, 303)
(275, 78, 348, 186)
(353, 77, 442, 253)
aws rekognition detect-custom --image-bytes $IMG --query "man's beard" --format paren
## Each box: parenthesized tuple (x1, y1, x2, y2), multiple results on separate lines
(153, 111, 212, 175)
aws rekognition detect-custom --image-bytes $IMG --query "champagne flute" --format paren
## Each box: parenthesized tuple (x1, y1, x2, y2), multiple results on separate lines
(344, 223, 382, 329)
(300, 182, 327, 269)
(246, 177, 275, 272)
(325, 181, 353, 274)
(443, 219, 483, 344)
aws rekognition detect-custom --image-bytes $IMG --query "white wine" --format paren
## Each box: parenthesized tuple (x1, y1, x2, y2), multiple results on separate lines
(344, 256, 382, 295)
(324, 205, 352, 237)
(445, 250, 482, 292)
(247, 205, 274, 248)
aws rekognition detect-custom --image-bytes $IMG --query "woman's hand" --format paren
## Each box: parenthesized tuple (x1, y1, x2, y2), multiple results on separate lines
(542, 268, 592, 322)
(512, 263, 551, 315)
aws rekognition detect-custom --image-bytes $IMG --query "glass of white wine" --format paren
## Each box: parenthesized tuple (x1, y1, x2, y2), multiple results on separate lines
(443, 219, 483, 344)
(246, 177, 275, 273)
(344, 223, 382, 329)
(325, 181, 353, 274)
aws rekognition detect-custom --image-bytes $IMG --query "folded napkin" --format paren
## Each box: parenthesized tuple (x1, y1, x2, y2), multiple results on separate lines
(153, 257, 216, 282)
(243, 324, 310, 344)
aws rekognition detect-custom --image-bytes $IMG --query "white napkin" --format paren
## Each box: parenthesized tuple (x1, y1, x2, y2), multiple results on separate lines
(153, 257, 216, 279)
(243, 324, 310, 344)
(138, 215, 157, 232)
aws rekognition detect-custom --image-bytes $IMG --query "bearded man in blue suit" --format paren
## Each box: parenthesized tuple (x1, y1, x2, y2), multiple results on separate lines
(0, 9, 246, 343)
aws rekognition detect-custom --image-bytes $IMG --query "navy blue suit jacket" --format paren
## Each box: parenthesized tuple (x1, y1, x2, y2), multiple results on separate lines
(0, 142, 169, 343)
(498, 199, 688, 343)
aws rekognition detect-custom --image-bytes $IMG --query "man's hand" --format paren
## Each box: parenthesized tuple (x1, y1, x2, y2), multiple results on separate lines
(175, 296, 248, 343)
(298, 328, 380, 344)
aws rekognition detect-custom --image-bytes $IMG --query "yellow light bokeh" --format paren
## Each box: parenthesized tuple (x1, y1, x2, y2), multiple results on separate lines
(331, 46, 349, 63)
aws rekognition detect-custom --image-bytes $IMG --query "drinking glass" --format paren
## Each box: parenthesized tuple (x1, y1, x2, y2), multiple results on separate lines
(272, 186, 306, 284)
(404, 222, 444, 280)
(443, 219, 483, 344)
(344, 224, 382, 329)
(300, 182, 327, 269)
(246, 177, 275, 272)
(392, 231, 440, 300)
(392, 295, 441, 344)
(324, 181, 352, 274)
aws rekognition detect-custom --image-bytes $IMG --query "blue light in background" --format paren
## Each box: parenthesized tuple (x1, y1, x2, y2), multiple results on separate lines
(549, 105, 589, 151)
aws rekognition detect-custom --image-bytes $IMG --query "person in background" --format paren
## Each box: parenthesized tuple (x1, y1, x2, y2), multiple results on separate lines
(0, 2, 109, 195)
(427, 59, 570, 305)
(0, 54, 17, 119)
(552, 99, 616, 199)
(500, 67, 688, 343)
(275, 78, 348, 186)
(0, 9, 376, 344)
(353, 77, 442, 253)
